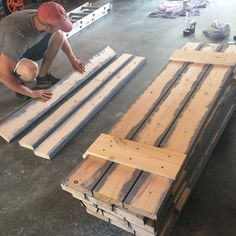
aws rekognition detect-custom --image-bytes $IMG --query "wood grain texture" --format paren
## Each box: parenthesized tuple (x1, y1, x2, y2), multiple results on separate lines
(0, 47, 116, 142)
(61, 43, 201, 218)
(19, 54, 133, 150)
(84, 133, 185, 179)
(170, 49, 236, 65)
(90, 43, 202, 210)
(93, 44, 219, 218)
(161, 46, 236, 153)
(34, 56, 146, 159)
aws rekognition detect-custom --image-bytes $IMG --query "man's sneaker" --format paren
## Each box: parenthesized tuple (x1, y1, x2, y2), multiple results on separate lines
(36, 73, 60, 89)
(15, 92, 30, 101)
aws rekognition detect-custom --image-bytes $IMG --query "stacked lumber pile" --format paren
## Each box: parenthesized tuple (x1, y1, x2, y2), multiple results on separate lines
(0, 47, 146, 159)
(62, 42, 236, 235)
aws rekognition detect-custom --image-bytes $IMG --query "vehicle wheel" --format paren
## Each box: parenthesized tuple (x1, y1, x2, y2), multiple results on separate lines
(2, 0, 24, 15)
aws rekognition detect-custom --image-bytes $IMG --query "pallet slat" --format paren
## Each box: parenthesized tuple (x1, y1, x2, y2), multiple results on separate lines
(170, 49, 236, 66)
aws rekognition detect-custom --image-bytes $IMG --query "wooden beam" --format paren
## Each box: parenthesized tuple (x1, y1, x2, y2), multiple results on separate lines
(170, 48, 236, 66)
(33, 56, 146, 159)
(19, 54, 133, 150)
(83, 133, 185, 179)
(0, 47, 116, 142)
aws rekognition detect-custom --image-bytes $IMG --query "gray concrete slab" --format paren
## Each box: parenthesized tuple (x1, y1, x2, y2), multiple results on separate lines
(0, 0, 236, 235)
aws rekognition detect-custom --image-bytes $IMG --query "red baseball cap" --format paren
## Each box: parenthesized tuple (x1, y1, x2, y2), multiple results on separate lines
(37, 1, 73, 32)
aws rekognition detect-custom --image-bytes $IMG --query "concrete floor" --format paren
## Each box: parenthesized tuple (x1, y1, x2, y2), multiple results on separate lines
(0, 0, 236, 235)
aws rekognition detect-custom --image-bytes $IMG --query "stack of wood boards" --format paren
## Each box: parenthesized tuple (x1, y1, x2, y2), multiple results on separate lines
(0, 47, 146, 159)
(61, 42, 236, 236)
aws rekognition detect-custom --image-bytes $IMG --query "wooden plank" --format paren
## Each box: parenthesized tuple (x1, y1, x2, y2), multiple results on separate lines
(170, 48, 236, 66)
(84, 133, 185, 179)
(93, 44, 220, 218)
(91, 43, 204, 206)
(0, 47, 116, 142)
(19, 54, 133, 150)
(61, 43, 201, 200)
(134, 45, 218, 145)
(159, 103, 236, 236)
(161, 67, 234, 152)
(34, 56, 146, 159)
(86, 209, 109, 222)
(61, 156, 112, 195)
(111, 43, 202, 139)
(130, 222, 156, 236)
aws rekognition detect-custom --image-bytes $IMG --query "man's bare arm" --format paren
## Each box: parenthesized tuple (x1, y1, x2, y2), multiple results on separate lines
(0, 54, 52, 101)
(61, 34, 85, 73)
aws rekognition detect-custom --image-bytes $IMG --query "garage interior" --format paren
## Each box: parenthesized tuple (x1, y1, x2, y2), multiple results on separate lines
(0, 0, 236, 236)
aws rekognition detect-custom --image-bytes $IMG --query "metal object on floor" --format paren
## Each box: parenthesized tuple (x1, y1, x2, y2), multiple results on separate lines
(66, 2, 112, 38)
(183, 21, 196, 37)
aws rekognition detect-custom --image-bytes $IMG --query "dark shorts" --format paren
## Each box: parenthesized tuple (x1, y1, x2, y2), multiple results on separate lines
(21, 34, 51, 61)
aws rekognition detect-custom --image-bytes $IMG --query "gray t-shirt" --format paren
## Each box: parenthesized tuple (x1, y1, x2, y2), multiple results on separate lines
(0, 9, 48, 61)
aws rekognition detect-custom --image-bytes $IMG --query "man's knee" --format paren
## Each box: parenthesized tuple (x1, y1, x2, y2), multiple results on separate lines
(15, 58, 39, 82)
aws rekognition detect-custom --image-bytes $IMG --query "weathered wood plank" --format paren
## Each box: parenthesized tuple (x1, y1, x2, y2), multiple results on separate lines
(93, 44, 220, 218)
(34, 56, 146, 159)
(61, 43, 201, 200)
(123, 45, 234, 218)
(170, 49, 236, 66)
(19, 54, 133, 150)
(84, 133, 185, 179)
(61, 155, 112, 195)
(0, 47, 116, 142)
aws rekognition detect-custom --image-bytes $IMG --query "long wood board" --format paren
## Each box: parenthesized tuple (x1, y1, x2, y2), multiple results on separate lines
(170, 49, 236, 66)
(0, 47, 116, 142)
(19, 54, 133, 150)
(34, 56, 146, 159)
(83, 133, 185, 179)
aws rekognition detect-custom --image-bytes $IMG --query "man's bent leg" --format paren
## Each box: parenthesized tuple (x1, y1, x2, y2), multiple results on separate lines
(39, 30, 64, 77)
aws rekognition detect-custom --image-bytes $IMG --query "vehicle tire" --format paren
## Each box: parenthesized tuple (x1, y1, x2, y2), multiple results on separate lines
(2, 0, 24, 15)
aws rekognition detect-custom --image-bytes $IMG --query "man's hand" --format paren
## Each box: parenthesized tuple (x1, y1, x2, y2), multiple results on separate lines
(71, 58, 86, 73)
(31, 89, 53, 102)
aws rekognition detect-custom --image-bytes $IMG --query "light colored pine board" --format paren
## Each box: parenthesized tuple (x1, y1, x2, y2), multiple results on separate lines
(34, 56, 146, 159)
(111, 43, 202, 139)
(109, 218, 135, 234)
(135, 44, 219, 145)
(92, 44, 219, 218)
(170, 48, 236, 66)
(0, 47, 116, 142)
(86, 208, 109, 222)
(123, 44, 230, 218)
(84, 133, 185, 179)
(103, 210, 127, 223)
(19, 54, 133, 150)
(61, 155, 112, 195)
(161, 65, 234, 153)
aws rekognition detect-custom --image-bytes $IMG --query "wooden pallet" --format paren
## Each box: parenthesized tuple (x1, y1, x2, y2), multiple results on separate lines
(61, 43, 236, 235)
